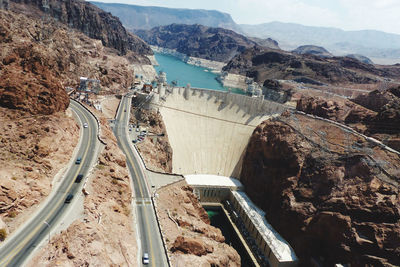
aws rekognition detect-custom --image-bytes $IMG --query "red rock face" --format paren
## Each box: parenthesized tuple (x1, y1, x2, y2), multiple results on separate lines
(0, 44, 69, 115)
(296, 88, 400, 151)
(240, 113, 400, 266)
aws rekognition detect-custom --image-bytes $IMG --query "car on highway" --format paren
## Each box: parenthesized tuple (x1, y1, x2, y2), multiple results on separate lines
(75, 157, 82, 164)
(75, 174, 84, 183)
(65, 194, 74, 203)
(142, 253, 149, 265)
(83, 122, 88, 128)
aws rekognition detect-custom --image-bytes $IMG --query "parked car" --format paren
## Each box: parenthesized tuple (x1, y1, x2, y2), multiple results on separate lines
(65, 194, 74, 203)
(132, 140, 137, 143)
(142, 253, 149, 265)
(75, 174, 84, 183)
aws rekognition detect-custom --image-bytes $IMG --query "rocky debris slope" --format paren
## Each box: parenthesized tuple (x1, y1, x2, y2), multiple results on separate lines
(28, 111, 137, 266)
(136, 24, 262, 62)
(10, 0, 152, 59)
(0, 10, 137, 98)
(240, 112, 400, 266)
(223, 46, 400, 86)
(0, 107, 79, 237)
(296, 87, 400, 151)
(155, 181, 241, 266)
(130, 105, 172, 173)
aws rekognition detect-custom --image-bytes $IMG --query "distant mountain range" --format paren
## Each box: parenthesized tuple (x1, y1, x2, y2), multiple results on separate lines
(91, 2, 239, 32)
(92, 2, 400, 64)
(136, 24, 280, 63)
(240, 22, 400, 64)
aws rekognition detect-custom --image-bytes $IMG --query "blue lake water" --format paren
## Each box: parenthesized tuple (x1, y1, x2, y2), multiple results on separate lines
(154, 52, 244, 94)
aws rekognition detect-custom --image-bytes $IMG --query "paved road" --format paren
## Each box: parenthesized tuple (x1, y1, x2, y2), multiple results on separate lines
(0, 100, 99, 267)
(113, 95, 168, 267)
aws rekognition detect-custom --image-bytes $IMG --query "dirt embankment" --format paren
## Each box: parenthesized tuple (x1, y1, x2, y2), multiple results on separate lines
(0, 108, 79, 237)
(130, 105, 172, 173)
(240, 112, 400, 266)
(155, 181, 241, 266)
(28, 111, 137, 266)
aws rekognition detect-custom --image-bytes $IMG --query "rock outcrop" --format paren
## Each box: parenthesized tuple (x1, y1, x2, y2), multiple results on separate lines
(10, 0, 152, 58)
(155, 181, 241, 266)
(0, 43, 69, 115)
(223, 46, 400, 85)
(0, 9, 140, 105)
(130, 106, 173, 173)
(296, 88, 400, 151)
(346, 54, 374, 65)
(292, 45, 333, 58)
(240, 112, 400, 266)
(136, 24, 261, 62)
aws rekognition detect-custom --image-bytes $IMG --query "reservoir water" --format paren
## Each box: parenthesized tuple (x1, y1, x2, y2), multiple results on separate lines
(154, 52, 244, 94)
(205, 206, 255, 267)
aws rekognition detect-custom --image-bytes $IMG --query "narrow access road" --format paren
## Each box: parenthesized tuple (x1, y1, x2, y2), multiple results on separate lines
(0, 100, 99, 267)
(113, 95, 168, 267)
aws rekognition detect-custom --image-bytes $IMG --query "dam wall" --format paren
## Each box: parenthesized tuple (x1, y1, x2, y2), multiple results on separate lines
(153, 87, 289, 178)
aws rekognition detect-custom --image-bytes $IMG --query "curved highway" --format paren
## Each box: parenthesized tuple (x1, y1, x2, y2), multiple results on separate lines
(113, 95, 168, 267)
(0, 100, 99, 267)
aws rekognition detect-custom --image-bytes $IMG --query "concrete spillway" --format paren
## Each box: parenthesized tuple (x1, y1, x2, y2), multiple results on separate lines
(155, 87, 287, 178)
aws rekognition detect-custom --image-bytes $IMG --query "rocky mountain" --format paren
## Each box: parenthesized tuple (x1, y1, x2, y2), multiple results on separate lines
(240, 111, 400, 266)
(247, 36, 280, 50)
(223, 46, 400, 85)
(292, 45, 333, 58)
(91, 2, 240, 32)
(136, 24, 263, 63)
(240, 21, 400, 63)
(10, 0, 152, 57)
(346, 54, 374, 64)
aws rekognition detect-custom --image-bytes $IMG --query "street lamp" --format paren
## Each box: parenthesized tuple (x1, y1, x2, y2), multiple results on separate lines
(43, 220, 50, 244)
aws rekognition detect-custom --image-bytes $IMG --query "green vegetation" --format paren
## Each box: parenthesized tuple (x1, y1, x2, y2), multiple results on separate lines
(0, 228, 7, 241)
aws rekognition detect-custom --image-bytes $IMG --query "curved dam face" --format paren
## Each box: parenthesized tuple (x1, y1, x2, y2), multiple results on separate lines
(156, 87, 287, 178)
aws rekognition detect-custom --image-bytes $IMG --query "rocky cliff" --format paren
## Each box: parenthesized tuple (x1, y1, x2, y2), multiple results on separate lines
(155, 181, 241, 266)
(136, 24, 265, 63)
(223, 46, 400, 85)
(240, 112, 400, 266)
(0, 9, 141, 110)
(10, 0, 152, 58)
(296, 87, 400, 151)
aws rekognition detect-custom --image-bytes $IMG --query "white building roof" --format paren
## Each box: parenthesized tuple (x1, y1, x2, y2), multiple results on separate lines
(185, 174, 243, 190)
(232, 191, 298, 262)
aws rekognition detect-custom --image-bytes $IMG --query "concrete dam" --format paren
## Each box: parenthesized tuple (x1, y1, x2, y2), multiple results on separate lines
(152, 87, 287, 178)
(144, 85, 297, 266)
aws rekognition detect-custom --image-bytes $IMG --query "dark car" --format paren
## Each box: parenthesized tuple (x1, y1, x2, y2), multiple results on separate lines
(65, 194, 74, 203)
(75, 157, 82, 164)
(75, 174, 84, 183)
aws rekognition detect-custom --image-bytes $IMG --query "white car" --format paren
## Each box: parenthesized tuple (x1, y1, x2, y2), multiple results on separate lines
(83, 123, 88, 128)
(142, 253, 149, 265)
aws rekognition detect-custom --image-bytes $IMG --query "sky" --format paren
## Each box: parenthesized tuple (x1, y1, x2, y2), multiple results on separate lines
(93, 0, 400, 34)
